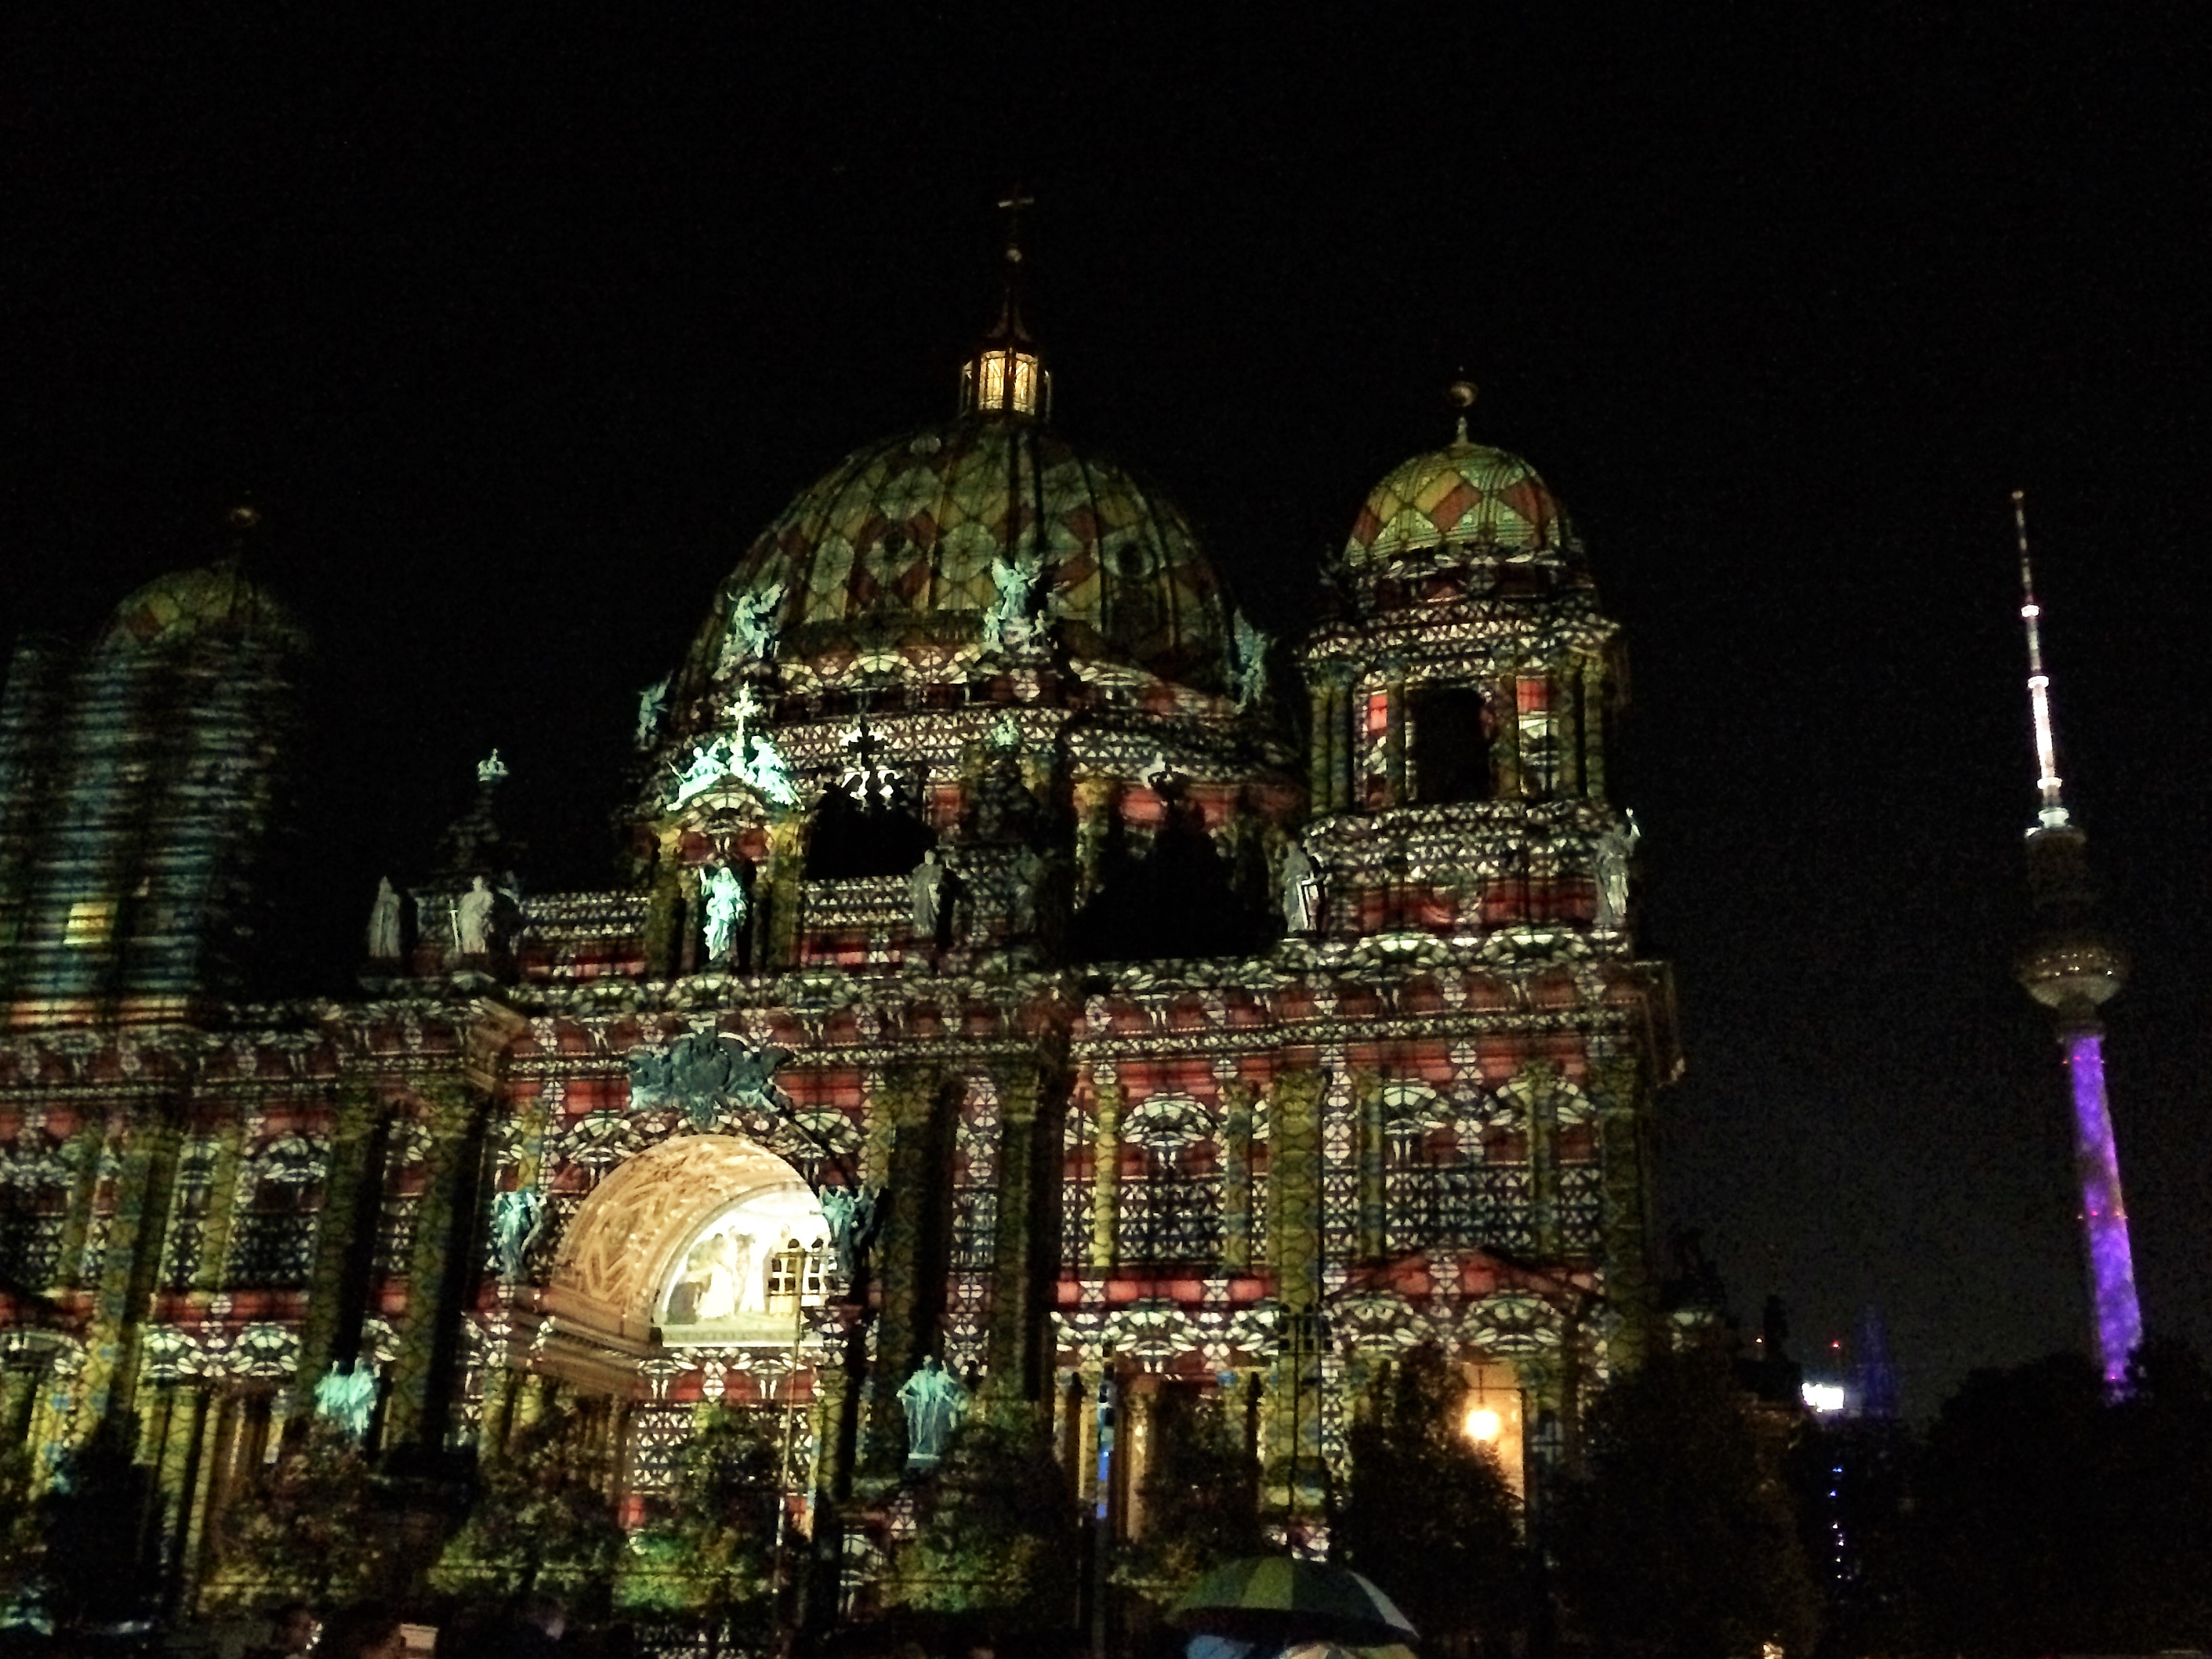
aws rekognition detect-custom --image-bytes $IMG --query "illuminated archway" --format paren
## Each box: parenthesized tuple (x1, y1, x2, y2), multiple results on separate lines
(544, 1133, 826, 1346)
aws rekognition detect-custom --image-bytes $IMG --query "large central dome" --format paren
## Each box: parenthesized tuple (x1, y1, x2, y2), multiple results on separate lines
(687, 413, 1233, 693)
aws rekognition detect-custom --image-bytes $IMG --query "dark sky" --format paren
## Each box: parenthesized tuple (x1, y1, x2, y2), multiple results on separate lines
(5, 9, 2207, 1416)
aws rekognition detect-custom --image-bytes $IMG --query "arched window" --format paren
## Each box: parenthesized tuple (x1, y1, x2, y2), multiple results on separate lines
(1116, 1096, 1222, 1265)
(228, 1134, 327, 1288)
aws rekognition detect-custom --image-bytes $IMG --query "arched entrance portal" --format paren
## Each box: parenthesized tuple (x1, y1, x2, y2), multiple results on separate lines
(544, 1133, 830, 1349)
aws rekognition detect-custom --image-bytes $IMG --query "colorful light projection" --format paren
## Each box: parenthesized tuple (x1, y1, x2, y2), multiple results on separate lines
(657, 1181, 831, 1346)
(2065, 1029, 2142, 1386)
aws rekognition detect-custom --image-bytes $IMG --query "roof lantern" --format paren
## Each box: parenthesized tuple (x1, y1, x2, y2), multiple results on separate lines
(959, 188, 1050, 420)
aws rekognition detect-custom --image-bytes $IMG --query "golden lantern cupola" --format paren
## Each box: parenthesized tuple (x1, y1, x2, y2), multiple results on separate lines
(959, 188, 1050, 420)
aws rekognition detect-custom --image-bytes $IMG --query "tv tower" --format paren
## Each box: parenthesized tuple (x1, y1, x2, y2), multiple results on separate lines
(2010, 490, 2142, 1387)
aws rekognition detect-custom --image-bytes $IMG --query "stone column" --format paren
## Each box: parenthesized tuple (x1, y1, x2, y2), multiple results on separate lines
(642, 829, 687, 978)
(1591, 1054, 1652, 1369)
(1523, 1069, 1560, 1260)
(190, 1122, 247, 1295)
(1261, 1069, 1328, 1526)
(477, 1357, 520, 1458)
(1326, 673, 1355, 814)
(1087, 1069, 1123, 1272)
(1122, 1379, 1160, 1540)
(1546, 670, 1577, 796)
(800, 1332, 859, 1641)
(1220, 1084, 1256, 1274)
(0, 1359, 44, 1450)
(383, 1084, 486, 1458)
(987, 1059, 1052, 1398)
(1492, 672, 1524, 800)
(763, 816, 808, 970)
(54, 1122, 103, 1292)
(294, 1082, 386, 1399)
(73, 1115, 181, 1443)
(176, 1389, 237, 1610)
(154, 1386, 213, 1610)
(1353, 1073, 1386, 1260)
(1580, 655, 1607, 800)
(1307, 677, 1334, 811)
(1383, 670, 1408, 806)
(861, 1065, 950, 1476)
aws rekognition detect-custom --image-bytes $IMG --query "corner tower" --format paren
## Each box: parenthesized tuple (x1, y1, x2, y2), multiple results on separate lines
(1288, 387, 1679, 1487)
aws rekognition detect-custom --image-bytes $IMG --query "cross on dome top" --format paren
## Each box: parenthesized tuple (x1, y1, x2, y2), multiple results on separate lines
(961, 188, 1050, 419)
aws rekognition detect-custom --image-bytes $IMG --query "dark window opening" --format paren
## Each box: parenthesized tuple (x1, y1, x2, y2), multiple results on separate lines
(1071, 796, 1272, 962)
(804, 785, 937, 880)
(1408, 687, 1493, 804)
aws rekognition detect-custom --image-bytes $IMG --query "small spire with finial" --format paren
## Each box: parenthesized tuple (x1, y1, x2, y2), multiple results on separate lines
(1448, 377, 1478, 447)
(961, 187, 1050, 418)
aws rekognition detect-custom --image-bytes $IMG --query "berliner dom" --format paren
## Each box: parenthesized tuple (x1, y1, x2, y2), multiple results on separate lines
(0, 252, 1677, 1642)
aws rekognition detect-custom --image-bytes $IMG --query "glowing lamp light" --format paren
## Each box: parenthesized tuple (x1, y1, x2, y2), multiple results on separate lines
(1463, 1406, 1502, 1443)
(1801, 1382, 1847, 1415)
(966, 347, 1046, 415)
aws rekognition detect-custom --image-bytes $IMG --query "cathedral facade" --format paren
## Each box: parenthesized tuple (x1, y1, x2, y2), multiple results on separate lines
(0, 285, 1677, 1615)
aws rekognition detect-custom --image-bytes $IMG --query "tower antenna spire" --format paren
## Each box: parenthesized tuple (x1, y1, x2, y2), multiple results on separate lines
(2010, 489, 2142, 1390)
(2013, 490, 2070, 830)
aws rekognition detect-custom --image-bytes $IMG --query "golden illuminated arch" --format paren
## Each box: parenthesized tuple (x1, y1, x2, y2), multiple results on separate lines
(544, 1133, 814, 1343)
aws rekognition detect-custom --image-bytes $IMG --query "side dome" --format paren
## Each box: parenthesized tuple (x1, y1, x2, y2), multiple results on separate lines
(100, 561, 305, 651)
(1345, 430, 1570, 569)
(687, 415, 1233, 693)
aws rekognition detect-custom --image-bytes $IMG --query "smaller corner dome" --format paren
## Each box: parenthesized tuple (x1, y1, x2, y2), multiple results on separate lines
(100, 561, 306, 651)
(1344, 434, 1569, 569)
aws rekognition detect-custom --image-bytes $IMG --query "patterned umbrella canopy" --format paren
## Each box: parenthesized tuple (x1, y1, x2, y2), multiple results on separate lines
(1168, 1557, 1419, 1642)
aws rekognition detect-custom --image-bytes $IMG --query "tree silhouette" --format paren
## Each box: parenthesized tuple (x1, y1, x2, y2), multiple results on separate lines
(432, 1394, 624, 1618)
(1555, 1345, 1819, 1659)
(1334, 1345, 1524, 1654)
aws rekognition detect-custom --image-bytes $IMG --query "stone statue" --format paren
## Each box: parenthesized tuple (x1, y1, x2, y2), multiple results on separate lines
(819, 1184, 880, 1284)
(741, 732, 800, 807)
(983, 553, 1042, 650)
(1230, 611, 1271, 710)
(490, 1188, 544, 1279)
(1280, 839, 1322, 934)
(671, 733, 735, 806)
(701, 865, 748, 963)
(634, 675, 671, 750)
(367, 877, 403, 961)
(313, 1363, 379, 1441)
(720, 581, 787, 672)
(897, 1354, 968, 1470)
(909, 851, 947, 937)
(455, 875, 496, 956)
(1592, 811, 1641, 932)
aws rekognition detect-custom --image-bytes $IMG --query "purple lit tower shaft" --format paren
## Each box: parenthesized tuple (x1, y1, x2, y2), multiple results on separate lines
(2063, 1028, 2142, 1384)
(2012, 491, 2142, 1387)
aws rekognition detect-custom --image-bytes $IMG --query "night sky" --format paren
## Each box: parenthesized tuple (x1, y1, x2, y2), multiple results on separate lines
(6, 11, 2206, 1417)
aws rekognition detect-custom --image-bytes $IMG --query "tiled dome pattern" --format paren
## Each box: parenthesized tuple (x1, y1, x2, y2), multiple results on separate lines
(698, 416, 1231, 692)
(1345, 436, 1566, 569)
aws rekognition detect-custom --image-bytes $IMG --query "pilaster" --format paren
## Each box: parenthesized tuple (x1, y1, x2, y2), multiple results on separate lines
(1220, 1084, 1256, 1273)
(986, 1057, 1051, 1397)
(73, 1114, 182, 1443)
(1087, 1070, 1122, 1271)
(294, 1082, 385, 1393)
(382, 1084, 485, 1456)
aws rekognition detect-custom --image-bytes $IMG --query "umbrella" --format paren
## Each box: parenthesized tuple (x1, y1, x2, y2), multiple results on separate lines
(1169, 1556, 1419, 1645)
